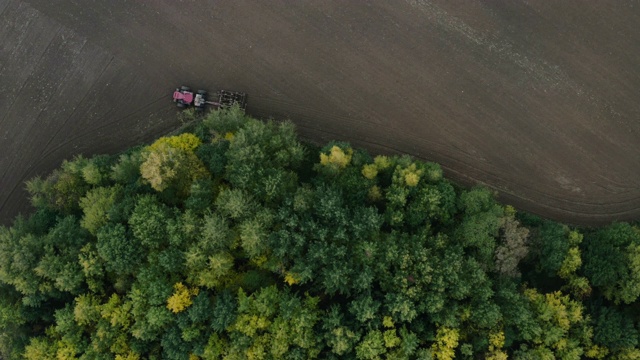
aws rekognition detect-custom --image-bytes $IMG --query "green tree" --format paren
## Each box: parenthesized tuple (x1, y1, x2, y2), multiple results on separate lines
(82, 154, 114, 186)
(185, 178, 215, 214)
(322, 305, 360, 356)
(33, 216, 88, 295)
(405, 181, 457, 230)
(583, 223, 640, 304)
(593, 306, 638, 353)
(214, 188, 254, 221)
(202, 105, 247, 135)
(111, 149, 144, 185)
(224, 118, 304, 205)
(128, 195, 172, 250)
(239, 209, 273, 259)
(96, 223, 142, 275)
(531, 221, 571, 277)
(356, 330, 386, 359)
(455, 187, 503, 266)
(0, 214, 89, 308)
(80, 185, 122, 235)
(0, 284, 28, 360)
(195, 142, 229, 178)
(128, 266, 174, 342)
(26, 156, 91, 214)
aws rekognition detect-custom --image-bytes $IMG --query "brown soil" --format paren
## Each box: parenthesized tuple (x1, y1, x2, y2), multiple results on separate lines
(1, 0, 639, 226)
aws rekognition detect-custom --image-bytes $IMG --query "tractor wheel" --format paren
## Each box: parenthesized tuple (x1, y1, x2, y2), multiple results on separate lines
(181, 86, 191, 92)
(177, 101, 186, 108)
(197, 90, 207, 95)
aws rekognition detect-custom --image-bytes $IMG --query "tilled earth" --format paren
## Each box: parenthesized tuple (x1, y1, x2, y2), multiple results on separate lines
(1, 0, 639, 225)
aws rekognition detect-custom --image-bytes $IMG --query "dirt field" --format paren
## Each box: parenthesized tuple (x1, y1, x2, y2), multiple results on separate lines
(1, 0, 639, 226)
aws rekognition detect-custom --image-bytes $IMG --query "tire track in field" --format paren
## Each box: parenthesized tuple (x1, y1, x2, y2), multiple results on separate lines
(30, 94, 168, 170)
(0, 8, 59, 130)
(252, 94, 492, 166)
(0, 0, 12, 18)
(22, 39, 89, 140)
(1, 24, 90, 184)
(0, 27, 63, 181)
(38, 55, 115, 159)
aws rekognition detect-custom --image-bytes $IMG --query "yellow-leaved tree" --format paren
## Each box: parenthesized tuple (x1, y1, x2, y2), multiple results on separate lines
(486, 330, 508, 360)
(140, 133, 209, 195)
(167, 283, 199, 313)
(431, 327, 459, 360)
(319, 145, 353, 172)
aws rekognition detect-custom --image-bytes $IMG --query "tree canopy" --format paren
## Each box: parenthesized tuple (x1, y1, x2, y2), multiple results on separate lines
(1, 107, 639, 359)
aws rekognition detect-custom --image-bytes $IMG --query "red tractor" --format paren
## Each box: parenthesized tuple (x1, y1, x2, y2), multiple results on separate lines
(172, 85, 247, 112)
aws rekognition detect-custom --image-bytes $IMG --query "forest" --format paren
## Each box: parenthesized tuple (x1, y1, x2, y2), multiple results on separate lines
(1, 107, 639, 359)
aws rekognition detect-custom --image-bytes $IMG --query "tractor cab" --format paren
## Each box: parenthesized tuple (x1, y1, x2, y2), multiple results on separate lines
(173, 86, 194, 108)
